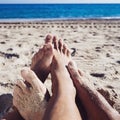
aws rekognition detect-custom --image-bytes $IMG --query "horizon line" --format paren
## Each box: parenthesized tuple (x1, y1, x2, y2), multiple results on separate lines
(0, 2, 120, 4)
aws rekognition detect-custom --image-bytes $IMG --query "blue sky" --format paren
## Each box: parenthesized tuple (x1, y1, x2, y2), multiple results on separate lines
(0, 0, 120, 3)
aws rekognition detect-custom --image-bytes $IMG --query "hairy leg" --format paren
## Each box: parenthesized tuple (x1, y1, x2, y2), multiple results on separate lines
(67, 61, 120, 120)
(43, 36, 82, 120)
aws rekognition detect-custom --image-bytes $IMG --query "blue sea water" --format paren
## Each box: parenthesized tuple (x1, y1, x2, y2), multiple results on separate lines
(0, 4, 120, 19)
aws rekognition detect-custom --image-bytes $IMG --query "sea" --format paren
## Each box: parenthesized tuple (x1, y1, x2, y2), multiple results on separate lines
(0, 4, 120, 20)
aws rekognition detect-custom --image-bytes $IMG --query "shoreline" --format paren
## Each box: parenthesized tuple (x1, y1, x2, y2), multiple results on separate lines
(0, 18, 120, 23)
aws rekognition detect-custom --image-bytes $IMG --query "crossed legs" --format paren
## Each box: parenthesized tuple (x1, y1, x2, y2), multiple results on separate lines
(8, 35, 82, 120)
(3, 35, 120, 120)
(43, 37, 82, 120)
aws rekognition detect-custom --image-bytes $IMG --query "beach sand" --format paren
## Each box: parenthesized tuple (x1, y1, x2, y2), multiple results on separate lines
(0, 19, 120, 115)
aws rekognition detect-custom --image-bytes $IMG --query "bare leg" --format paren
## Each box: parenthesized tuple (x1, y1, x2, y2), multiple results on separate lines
(43, 37, 82, 120)
(67, 61, 120, 120)
(13, 69, 48, 120)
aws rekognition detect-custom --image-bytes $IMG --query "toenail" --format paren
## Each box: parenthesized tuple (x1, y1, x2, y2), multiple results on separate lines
(53, 36, 57, 41)
(68, 62, 74, 67)
(46, 35, 52, 39)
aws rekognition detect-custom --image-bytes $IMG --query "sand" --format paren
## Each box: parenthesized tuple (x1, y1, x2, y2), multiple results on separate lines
(0, 19, 120, 114)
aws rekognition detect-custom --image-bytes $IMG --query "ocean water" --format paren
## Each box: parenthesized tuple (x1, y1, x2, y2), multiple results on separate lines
(0, 4, 120, 19)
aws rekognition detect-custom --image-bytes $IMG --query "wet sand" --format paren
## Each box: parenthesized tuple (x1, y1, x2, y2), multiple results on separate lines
(0, 19, 120, 114)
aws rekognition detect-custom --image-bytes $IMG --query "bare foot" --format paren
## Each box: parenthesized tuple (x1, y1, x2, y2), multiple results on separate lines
(31, 35, 53, 82)
(51, 36, 75, 96)
(13, 69, 48, 120)
(43, 37, 82, 120)
(67, 61, 120, 120)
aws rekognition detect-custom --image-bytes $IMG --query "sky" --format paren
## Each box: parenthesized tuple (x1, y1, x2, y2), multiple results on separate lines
(0, 0, 120, 3)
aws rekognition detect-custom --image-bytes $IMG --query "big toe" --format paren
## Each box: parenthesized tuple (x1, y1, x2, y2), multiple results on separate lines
(21, 69, 46, 93)
(45, 34, 53, 44)
(43, 43, 53, 56)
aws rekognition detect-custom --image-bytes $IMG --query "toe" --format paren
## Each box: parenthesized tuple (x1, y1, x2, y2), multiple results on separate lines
(13, 93, 20, 107)
(67, 48, 71, 57)
(68, 61, 79, 76)
(45, 34, 52, 43)
(43, 44, 53, 56)
(68, 61, 83, 76)
(31, 48, 44, 69)
(13, 85, 24, 97)
(53, 36, 58, 50)
(13, 89, 21, 102)
(67, 61, 81, 82)
(17, 80, 30, 94)
(68, 61, 78, 71)
(21, 69, 46, 92)
(63, 44, 67, 55)
(21, 69, 39, 87)
(58, 39, 63, 52)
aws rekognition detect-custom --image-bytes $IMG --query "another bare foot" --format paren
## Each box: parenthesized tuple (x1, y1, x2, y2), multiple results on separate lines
(13, 69, 48, 120)
(3, 35, 53, 120)
(51, 36, 75, 96)
(31, 35, 53, 82)
(43, 37, 82, 120)
(67, 61, 120, 120)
